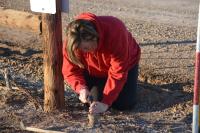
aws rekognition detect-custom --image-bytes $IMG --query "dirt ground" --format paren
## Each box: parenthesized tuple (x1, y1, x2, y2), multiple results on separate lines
(0, 0, 199, 132)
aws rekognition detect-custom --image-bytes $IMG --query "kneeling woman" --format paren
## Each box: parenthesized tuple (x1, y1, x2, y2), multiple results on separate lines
(62, 12, 141, 114)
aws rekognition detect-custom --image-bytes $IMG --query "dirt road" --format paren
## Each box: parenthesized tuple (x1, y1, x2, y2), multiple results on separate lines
(0, 0, 199, 132)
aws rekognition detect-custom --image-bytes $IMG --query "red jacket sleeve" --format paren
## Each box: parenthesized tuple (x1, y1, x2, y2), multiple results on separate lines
(101, 28, 130, 106)
(62, 40, 87, 94)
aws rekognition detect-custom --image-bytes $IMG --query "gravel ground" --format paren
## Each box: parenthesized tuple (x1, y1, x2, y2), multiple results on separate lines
(0, 0, 199, 132)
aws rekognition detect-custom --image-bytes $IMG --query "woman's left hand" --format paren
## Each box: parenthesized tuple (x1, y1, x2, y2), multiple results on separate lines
(89, 101, 109, 114)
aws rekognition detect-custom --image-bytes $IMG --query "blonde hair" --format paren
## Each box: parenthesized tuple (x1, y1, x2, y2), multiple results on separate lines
(65, 19, 99, 68)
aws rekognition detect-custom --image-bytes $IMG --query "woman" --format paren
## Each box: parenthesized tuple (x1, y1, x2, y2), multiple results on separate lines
(62, 12, 141, 114)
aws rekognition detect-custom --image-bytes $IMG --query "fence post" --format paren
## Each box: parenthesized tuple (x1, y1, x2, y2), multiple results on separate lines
(42, 0, 64, 112)
(193, 2, 200, 133)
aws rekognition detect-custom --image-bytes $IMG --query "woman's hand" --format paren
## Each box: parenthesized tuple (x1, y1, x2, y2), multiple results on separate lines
(89, 101, 109, 114)
(79, 88, 90, 103)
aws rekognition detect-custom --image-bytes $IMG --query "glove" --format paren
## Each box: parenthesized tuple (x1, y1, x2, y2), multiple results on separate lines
(89, 101, 109, 114)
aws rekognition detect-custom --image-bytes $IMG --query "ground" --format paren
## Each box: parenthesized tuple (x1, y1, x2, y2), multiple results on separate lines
(0, 0, 199, 132)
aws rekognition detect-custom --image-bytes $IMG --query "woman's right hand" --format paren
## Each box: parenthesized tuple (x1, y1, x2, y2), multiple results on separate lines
(79, 88, 90, 103)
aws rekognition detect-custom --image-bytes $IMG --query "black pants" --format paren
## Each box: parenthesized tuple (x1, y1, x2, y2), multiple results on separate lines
(84, 64, 139, 111)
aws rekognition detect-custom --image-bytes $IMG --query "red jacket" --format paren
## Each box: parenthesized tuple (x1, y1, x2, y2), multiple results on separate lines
(62, 13, 141, 106)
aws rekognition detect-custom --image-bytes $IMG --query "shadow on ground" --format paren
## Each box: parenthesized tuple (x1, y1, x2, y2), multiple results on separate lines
(0, 47, 42, 57)
(134, 81, 192, 113)
(140, 39, 196, 46)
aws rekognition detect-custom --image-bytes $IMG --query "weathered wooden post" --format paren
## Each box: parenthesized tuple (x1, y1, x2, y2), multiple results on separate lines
(30, 0, 69, 112)
(42, 0, 64, 112)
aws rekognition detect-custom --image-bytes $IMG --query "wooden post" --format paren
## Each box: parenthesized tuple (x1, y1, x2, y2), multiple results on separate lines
(42, 0, 64, 112)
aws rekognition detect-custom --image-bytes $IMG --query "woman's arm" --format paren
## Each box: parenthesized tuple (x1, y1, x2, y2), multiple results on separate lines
(62, 42, 87, 94)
